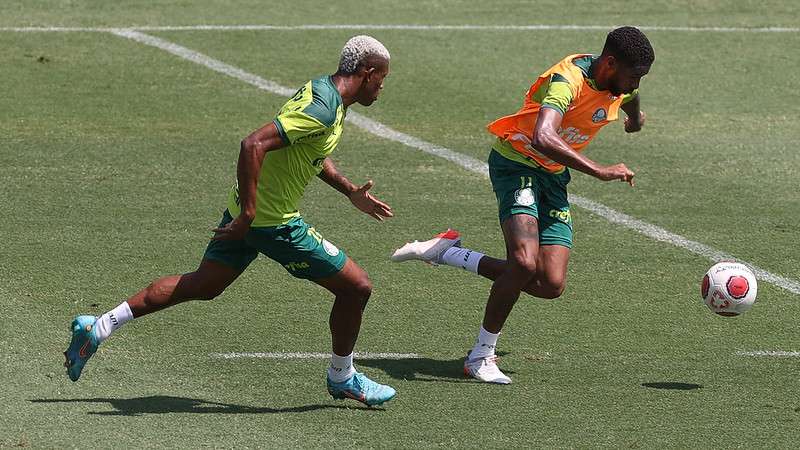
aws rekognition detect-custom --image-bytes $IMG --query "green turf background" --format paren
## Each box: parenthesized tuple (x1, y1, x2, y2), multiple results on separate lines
(2, 2, 799, 448)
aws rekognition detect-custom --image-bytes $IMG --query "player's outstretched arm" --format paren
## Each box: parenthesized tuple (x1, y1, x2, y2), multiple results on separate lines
(213, 122, 286, 240)
(532, 108, 635, 186)
(621, 95, 646, 133)
(317, 158, 394, 221)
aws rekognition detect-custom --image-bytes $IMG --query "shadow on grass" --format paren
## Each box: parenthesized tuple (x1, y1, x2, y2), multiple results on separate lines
(30, 396, 378, 416)
(642, 382, 703, 390)
(359, 352, 514, 383)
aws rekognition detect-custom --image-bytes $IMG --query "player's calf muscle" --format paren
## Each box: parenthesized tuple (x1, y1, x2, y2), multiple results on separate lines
(131, 272, 225, 316)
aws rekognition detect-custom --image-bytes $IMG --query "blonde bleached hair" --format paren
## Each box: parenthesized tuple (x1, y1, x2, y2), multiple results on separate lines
(337, 35, 390, 74)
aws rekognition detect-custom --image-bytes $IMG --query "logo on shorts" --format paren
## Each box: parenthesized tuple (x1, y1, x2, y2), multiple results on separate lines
(322, 239, 340, 257)
(592, 108, 607, 123)
(548, 208, 572, 224)
(514, 187, 535, 207)
(285, 262, 310, 271)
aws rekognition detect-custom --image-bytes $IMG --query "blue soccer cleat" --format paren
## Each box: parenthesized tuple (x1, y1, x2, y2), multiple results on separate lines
(327, 372, 397, 406)
(63, 315, 101, 382)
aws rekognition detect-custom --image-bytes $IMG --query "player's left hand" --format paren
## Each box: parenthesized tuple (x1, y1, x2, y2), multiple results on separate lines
(624, 110, 646, 133)
(349, 180, 394, 221)
(211, 214, 252, 241)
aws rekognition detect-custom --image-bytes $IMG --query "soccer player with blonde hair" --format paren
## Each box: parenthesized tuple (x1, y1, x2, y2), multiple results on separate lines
(65, 35, 397, 406)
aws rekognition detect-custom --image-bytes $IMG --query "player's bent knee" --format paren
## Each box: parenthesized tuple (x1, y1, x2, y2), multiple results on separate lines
(540, 278, 566, 299)
(350, 277, 373, 302)
(508, 253, 537, 279)
(539, 285, 565, 299)
(521, 278, 566, 299)
(336, 277, 372, 311)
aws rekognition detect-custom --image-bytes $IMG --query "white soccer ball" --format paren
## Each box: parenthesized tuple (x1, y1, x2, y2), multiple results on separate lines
(701, 262, 758, 317)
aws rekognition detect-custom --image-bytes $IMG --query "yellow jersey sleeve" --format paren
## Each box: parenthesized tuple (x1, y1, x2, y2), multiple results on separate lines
(531, 73, 576, 115)
(274, 112, 327, 145)
(273, 79, 338, 145)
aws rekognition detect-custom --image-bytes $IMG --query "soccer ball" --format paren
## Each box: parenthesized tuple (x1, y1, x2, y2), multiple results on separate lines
(701, 262, 758, 316)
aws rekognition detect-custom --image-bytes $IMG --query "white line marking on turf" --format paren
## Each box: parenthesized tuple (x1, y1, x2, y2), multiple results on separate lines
(110, 29, 800, 296)
(110, 29, 488, 175)
(736, 350, 800, 358)
(110, 29, 295, 97)
(210, 352, 420, 359)
(3, 24, 800, 33)
(568, 197, 800, 295)
(1, 26, 105, 32)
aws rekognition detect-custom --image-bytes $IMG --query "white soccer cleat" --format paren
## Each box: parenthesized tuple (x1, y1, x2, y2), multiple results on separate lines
(390, 229, 461, 265)
(464, 354, 512, 385)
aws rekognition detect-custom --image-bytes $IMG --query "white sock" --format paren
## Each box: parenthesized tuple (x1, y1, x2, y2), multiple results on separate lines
(328, 352, 356, 383)
(93, 301, 134, 343)
(469, 326, 500, 360)
(441, 247, 484, 273)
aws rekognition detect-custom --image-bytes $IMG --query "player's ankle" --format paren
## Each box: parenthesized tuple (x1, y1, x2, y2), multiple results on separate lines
(469, 326, 500, 360)
(328, 352, 356, 383)
(93, 302, 134, 343)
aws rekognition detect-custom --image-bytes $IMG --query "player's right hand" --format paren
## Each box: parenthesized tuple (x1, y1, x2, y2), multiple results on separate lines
(212, 214, 252, 240)
(597, 163, 635, 186)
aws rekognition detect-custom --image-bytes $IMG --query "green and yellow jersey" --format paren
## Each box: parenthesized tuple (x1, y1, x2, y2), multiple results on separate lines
(227, 75, 346, 227)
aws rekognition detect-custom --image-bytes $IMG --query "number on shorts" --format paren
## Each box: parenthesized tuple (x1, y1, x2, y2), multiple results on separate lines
(520, 176, 533, 189)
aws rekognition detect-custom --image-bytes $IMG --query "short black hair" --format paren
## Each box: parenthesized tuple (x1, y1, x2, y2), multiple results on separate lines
(602, 26, 654, 71)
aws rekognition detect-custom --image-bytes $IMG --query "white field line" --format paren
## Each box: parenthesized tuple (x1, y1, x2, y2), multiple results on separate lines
(210, 352, 420, 359)
(110, 29, 800, 296)
(3, 24, 800, 33)
(736, 350, 800, 358)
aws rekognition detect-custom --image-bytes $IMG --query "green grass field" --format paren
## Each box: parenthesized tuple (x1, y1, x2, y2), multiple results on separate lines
(2, 1, 799, 448)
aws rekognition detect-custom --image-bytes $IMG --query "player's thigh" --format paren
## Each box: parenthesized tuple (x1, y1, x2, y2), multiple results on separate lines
(202, 210, 259, 273)
(248, 217, 347, 281)
(489, 150, 544, 268)
(185, 210, 255, 298)
(534, 181, 572, 292)
(535, 169, 574, 250)
(501, 214, 540, 271)
(177, 258, 244, 299)
(536, 244, 570, 288)
(313, 257, 372, 300)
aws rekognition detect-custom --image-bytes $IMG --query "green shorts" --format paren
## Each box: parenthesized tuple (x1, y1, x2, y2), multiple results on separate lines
(203, 210, 347, 280)
(488, 149, 574, 248)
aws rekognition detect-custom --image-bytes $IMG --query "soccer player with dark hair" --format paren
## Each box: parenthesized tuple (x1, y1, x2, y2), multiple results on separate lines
(393, 26, 655, 384)
(64, 36, 397, 405)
